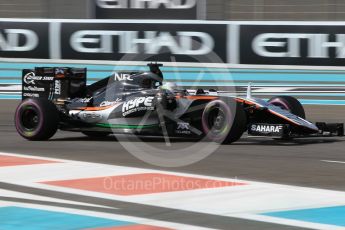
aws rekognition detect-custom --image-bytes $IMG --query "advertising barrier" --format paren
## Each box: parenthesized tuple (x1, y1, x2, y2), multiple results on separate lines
(1, 20, 345, 105)
(94, 0, 206, 19)
(240, 24, 345, 66)
(60, 22, 227, 62)
(1, 19, 345, 67)
(0, 21, 49, 59)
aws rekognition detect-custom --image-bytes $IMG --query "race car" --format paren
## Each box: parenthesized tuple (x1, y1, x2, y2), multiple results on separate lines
(15, 63, 344, 143)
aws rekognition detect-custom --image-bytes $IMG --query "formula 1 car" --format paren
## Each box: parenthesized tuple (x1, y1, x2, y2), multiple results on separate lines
(15, 63, 344, 143)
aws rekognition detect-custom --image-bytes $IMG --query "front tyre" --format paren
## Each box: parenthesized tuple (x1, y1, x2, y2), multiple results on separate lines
(201, 99, 247, 144)
(14, 98, 59, 141)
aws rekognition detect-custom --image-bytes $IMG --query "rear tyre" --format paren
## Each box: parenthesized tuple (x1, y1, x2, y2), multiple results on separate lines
(82, 131, 110, 138)
(14, 98, 59, 141)
(268, 96, 306, 119)
(201, 99, 247, 144)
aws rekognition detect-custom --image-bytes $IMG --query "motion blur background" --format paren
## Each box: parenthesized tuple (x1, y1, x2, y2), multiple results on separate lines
(1, 0, 345, 20)
(1, 0, 345, 105)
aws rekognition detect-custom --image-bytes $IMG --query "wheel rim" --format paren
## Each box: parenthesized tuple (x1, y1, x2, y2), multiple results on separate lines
(21, 107, 39, 131)
(208, 107, 227, 134)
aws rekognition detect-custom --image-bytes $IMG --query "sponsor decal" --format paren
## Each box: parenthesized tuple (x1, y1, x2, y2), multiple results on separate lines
(61, 22, 227, 62)
(0, 22, 49, 59)
(23, 86, 45, 92)
(54, 80, 61, 95)
(24, 72, 54, 85)
(176, 122, 191, 134)
(0, 29, 38, 51)
(114, 73, 133, 81)
(122, 96, 154, 116)
(83, 112, 102, 122)
(250, 124, 283, 133)
(76, 97, 92, 103)
(23, 72, 36, 85)
(96, 0, 197, 9)
(43, 76, 54, 81)
(100, 98, 121, 107)
(95, 0, 202, 19)
(252, 33, 345, 59)
(23, 92, 39, 98)
(70, 30, 214, 56)
(55, 68, 65, 78)
(240, 25, 345, 66)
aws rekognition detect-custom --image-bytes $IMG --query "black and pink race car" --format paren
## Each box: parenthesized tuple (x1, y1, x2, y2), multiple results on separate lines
(14, 63, 344, 143)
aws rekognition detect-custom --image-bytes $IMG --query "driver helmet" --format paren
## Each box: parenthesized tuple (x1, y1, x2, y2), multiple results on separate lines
(161, 82, 178, 92)
(141, 78, 152, 89)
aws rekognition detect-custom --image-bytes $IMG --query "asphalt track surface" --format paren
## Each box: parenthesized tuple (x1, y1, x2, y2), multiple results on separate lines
(1, 100, 345, 229)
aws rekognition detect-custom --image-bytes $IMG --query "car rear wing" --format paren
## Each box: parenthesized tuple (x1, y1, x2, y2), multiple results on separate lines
(22, 67, 87, 101)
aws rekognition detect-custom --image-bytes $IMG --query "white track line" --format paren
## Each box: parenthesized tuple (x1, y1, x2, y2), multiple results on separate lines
(321, 160, 345, 164)
(252, 87, 296, 93)
(0, 86, 21, 90)
(0, 189, 112, 209)
(232, 213, 345, 230)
